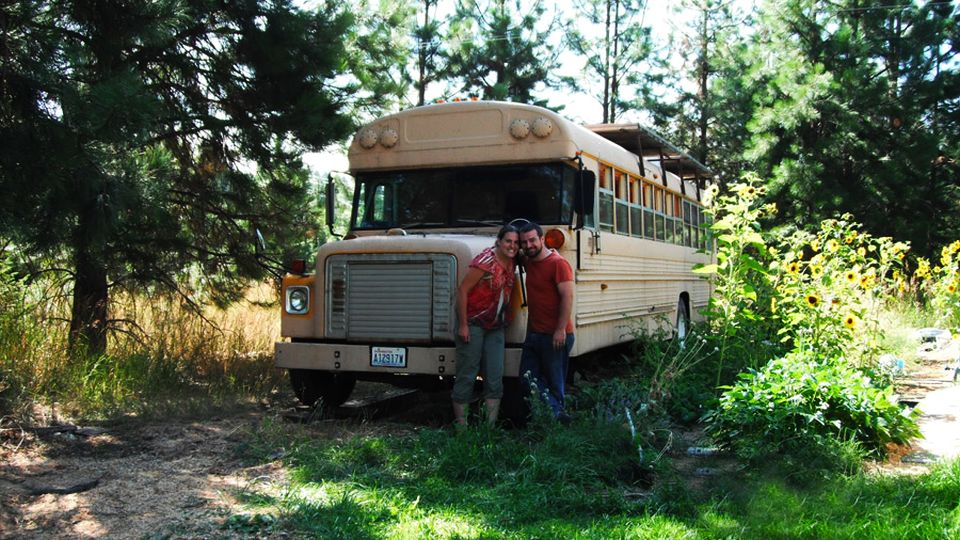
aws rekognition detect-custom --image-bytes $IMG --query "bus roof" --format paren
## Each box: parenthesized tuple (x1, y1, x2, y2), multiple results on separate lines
(349, 101, 712, 190)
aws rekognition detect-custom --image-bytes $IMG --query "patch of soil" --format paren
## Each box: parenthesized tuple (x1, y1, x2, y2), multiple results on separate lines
(0, 383, 455, 539)
(1, 410, 262, 538)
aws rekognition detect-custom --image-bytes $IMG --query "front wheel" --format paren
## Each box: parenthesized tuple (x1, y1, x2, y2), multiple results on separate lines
(500, 377, 530, 428)
(289, 369, 357, 407)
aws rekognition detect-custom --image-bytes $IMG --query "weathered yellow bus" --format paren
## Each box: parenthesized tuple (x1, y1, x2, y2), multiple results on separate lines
(275, 101, 713, 409)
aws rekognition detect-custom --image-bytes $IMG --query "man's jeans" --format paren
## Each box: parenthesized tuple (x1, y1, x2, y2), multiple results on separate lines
(519, 332, 575, 417)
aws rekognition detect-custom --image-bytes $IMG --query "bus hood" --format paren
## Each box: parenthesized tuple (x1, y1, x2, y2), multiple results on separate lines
(316, 232, 499, 280)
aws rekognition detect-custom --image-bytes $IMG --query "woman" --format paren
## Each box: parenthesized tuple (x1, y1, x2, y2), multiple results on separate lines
(452, 225, 519, 426)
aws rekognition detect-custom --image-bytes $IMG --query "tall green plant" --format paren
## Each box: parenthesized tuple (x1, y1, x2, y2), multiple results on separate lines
(924, 240, 960, 332)
(694, 173, 779, 384)
(770, 216, 909, 365)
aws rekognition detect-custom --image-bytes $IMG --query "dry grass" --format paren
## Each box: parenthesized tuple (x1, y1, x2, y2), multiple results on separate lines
(0, 277, 285, 422)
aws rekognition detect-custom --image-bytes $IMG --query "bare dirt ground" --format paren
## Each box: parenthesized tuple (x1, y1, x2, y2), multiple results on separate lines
(1, 342, 957, 539)
(1, 407, 281, 539)
(878, 334, 960, 474)
(0, 386, 451, 539)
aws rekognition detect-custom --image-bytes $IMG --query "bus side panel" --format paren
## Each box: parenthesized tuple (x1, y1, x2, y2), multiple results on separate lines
(569, 231, 711, 357)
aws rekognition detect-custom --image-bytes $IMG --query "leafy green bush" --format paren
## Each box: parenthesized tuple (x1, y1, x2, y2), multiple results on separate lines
(703, 350, 920, 467)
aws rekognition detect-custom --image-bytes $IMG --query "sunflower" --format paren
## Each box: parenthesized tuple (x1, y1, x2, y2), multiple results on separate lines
(810, 239, 821, 252)
(948, 283, 957, 294)
(786, 261, 800, 274)
(805, 294, 821, 308)
(810, 264, 823, 278)
(844, 315, 858, 330)
(845, 270, 859, 284)
(857, 247, 866, 257)
(827, 239, 840, 253)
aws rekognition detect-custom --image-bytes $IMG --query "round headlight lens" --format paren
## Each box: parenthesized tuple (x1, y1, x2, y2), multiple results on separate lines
(287, 287, 309, 314)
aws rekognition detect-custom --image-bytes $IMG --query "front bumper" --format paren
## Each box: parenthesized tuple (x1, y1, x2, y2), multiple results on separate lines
(275, 341, 523, 377)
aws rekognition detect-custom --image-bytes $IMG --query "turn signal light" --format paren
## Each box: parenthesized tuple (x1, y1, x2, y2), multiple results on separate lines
(289, 259, 306, 274)
(545, 228, 565, 249)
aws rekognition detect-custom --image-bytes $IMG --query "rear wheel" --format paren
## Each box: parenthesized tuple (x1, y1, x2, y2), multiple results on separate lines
(289, 369, 357, 407)
(675, 296, 691, 347)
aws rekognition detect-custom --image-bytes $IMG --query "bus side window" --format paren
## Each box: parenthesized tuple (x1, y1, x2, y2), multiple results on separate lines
(598, 165, 614, 232)
(642, 182, 654, 240)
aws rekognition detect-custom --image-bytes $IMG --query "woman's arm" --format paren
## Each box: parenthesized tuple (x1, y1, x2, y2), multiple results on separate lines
(456, 267, 486, 342)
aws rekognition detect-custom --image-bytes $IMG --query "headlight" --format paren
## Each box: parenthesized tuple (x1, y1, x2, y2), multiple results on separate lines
(286, 286, 310, 314)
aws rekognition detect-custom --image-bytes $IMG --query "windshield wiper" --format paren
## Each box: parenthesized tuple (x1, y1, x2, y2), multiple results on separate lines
(396, 221, 446, 229)
(454, 219, 503, 227)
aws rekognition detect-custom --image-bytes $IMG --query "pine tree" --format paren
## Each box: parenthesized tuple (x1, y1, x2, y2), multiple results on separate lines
(743, 0, 960, 255)
(0, 0, 373, 355)
(651, 0, 750, 184)
(445, 0, 562, 104)
(566, 0, 662, 123)
(413, 0, 446, 105)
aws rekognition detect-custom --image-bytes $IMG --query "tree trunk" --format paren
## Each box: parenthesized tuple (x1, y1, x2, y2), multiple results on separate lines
(603, 0, 612, 123)
(697, 6, 710, 164)
(610, 0, 621, 123)
(69, 237, 109, 357)
(417, 0, 432, 106)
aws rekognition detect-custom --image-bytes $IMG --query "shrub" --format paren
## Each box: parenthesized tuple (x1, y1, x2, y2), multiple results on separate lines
(703, 350, 920, 467)
(770, 216, 909, 367)
(923, 241, 960, 331)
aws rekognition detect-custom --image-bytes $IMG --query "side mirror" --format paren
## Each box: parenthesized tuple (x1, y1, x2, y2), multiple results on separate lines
(255, 228, 266, 255)
(325, 174, 336, 232)
(575, 169, 596, 229)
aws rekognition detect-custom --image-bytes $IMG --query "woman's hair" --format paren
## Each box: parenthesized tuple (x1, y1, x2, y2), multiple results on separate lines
(496, 224, 519, 241)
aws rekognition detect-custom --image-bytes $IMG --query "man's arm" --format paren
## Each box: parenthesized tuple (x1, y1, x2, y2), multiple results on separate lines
(552, 280, 574, 349)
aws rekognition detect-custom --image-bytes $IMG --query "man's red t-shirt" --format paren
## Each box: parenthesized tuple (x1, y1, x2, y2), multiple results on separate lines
(524, 250, 574, 334)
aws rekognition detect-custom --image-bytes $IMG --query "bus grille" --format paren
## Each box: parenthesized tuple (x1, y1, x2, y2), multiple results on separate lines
(325, 253, 456, 342)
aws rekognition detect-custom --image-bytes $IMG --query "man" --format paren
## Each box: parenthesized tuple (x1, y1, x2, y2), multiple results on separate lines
(518, 222, 575, 420)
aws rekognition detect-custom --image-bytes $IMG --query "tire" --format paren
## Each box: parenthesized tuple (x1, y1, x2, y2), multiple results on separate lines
(675, 296, 691, 347)
(289, 369, 357, 407)
(500, 376, 530, 428)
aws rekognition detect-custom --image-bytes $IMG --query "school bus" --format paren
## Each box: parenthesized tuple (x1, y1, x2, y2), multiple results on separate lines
(275, 100, 714, 409)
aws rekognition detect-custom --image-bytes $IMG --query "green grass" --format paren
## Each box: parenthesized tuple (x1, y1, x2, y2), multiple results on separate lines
(224, 418, 960, 539)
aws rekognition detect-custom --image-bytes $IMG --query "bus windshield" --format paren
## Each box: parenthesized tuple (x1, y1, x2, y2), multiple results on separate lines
(351, 163, 576, 230)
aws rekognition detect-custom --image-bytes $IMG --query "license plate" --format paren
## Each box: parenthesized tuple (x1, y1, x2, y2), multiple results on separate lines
(371, 346, 407, 368)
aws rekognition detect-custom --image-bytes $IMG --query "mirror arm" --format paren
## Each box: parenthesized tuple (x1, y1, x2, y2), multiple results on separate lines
(253, 228, 288, 280)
